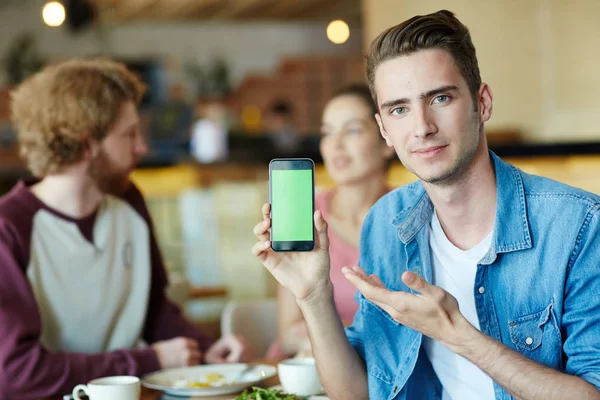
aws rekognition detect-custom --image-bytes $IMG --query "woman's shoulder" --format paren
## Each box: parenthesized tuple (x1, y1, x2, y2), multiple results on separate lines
(315, 187, 335, 215)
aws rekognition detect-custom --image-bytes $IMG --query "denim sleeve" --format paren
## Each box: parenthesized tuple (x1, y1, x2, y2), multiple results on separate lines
(563, 207, 600, 390)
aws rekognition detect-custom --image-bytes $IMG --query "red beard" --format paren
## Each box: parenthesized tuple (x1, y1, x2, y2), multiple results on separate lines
(88, 151, 133, 195)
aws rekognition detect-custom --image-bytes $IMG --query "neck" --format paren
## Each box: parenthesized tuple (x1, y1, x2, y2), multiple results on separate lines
(423, 146, 496, 250)
(329, 173, 389, 226)
(31, 169, 104, 219)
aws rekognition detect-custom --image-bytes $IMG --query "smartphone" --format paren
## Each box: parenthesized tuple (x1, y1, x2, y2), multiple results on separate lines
(269, 158, 315, 252)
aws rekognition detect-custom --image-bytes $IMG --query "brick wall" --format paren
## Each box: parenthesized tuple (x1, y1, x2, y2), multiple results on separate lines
(226, 54, 366, 135)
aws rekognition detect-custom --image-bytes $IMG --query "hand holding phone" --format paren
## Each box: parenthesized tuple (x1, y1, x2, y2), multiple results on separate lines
(251, 159, 332, 301)
(269, 158, 315, 252)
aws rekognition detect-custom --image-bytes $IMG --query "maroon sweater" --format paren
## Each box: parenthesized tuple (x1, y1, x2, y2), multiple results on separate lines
(0, 180, 214, 399)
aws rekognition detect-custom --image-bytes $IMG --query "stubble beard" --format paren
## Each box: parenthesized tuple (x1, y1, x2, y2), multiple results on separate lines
(411, 111, 482, 187)
(88, 150, 132, 195)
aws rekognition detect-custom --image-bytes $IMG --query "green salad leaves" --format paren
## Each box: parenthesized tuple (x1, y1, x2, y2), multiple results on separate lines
(235, 386, 302, 400)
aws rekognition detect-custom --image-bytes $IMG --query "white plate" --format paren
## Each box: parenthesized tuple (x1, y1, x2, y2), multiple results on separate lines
(141, 363, 277, 397)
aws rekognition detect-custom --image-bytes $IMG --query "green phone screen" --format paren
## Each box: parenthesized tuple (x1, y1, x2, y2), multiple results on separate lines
(271, 169, 314, 242)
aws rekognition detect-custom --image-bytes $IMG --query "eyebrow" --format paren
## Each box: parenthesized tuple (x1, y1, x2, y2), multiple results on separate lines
(379, 85, 459, 110)
(123, 120, 140, 132)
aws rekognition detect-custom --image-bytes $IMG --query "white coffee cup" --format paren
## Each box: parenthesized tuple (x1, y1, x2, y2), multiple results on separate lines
(277, 357, 324, 397)
(72, 376, 140, 400)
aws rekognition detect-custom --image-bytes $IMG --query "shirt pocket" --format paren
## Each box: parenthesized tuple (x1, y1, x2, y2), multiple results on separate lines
(508, 300, 562, 367)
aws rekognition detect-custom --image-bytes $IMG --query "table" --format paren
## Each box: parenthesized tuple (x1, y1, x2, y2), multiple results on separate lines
(53, 363, 280, 400)
(140, 376, 279, 400)
(140, 373, 279, 400)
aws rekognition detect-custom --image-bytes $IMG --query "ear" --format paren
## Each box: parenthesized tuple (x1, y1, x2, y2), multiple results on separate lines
(375, 113, 394, 148)
(478, 83, 493, 123)
(84, 136, 100, 161)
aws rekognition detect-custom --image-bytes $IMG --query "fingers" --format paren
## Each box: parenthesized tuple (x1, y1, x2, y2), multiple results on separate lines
(203, 342, 223, 364)
(343, 271, 413, 321)
(342, 266, 375, 283)
(204, 350, 221, 364)
(350, 266, 368, 279)
(402, 271, 434, 295)
(347, 266, 384, 289)
(187, 349, 203, 366)
(178, 338, 201, 366)
(369, 274, 386, 289)
(251, 239, 271, 255)
(252, 205, 272, 258)
(262, 203, 271, 219)
(205, 334, 247, 364)
(184, 338, 201, 365)
(253, 217, 271, 241)
(252, 204, 271, 245)
(402, 271, 452, 308)
(343, 267, 392, 304)
(184, 338, 200, 350)
(314, 210, 329, 251)
(225, 337, 245, 363)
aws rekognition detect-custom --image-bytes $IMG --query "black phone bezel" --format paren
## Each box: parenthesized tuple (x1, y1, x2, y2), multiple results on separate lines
(269, 158, 316, 252)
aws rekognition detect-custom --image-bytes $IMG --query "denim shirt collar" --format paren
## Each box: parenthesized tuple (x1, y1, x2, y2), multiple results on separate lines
(392, 151, 532, 264)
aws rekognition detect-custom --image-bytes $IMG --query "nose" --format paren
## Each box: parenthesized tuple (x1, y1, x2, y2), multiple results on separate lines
(413, 106, 437, 139)
(135, 130, 149, 158)
(329, 130, 346, 150)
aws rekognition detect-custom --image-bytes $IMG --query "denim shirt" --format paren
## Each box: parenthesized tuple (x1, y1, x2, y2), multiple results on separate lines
(345, 152, 600, 399)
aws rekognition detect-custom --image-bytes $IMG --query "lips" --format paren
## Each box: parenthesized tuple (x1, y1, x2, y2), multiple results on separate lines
(331, 155, 351, 169)
(412, 145, 447, 158)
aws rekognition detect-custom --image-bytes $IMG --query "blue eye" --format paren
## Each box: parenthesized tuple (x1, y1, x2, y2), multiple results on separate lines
(390, 107, 407, 116)
(433, 95, 450, 104)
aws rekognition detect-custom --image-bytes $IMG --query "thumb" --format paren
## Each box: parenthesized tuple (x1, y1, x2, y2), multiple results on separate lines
(314, 210, 329, 251)
(226, 345, 242, 363)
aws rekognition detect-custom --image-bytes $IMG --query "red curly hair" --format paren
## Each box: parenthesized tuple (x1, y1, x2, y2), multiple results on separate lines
(10, 58, 146, 177)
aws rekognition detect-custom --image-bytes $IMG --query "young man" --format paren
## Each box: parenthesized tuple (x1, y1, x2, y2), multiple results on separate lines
(252, 10, 600, 400)
(0, 59, 249, 400)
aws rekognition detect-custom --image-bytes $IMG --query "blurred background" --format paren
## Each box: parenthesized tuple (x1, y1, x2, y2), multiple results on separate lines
(1, 0, 599, 336)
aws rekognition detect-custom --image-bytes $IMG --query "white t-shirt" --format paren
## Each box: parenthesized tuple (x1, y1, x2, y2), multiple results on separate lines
(422, 211, 496, 400)
(26, 195, 151, 353)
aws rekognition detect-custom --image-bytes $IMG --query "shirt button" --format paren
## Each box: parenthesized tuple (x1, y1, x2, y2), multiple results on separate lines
(478, 286, 485, 294)
(393, 386, 398, 393)
(526, 337, 534, 345)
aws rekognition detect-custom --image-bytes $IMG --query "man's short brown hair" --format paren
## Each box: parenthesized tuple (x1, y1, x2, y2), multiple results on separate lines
(366, 10, 481, 109)
(10, 58, 146, 177)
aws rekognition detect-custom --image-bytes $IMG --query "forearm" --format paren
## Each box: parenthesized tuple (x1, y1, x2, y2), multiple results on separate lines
(298, 285, 368, 400)
(0, 345, 159, 399)
(277, 287, 308, 355)
(145, 299, 214, 351)
(453, 329, 600, 400)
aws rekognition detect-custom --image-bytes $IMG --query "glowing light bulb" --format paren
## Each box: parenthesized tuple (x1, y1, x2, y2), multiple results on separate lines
(43, 1, 66, 27)
(327, 20, 350, 44)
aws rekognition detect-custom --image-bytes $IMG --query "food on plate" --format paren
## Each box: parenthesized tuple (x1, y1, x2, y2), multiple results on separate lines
(235, 387, 302, 400)
(172, 373, 232, 388)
